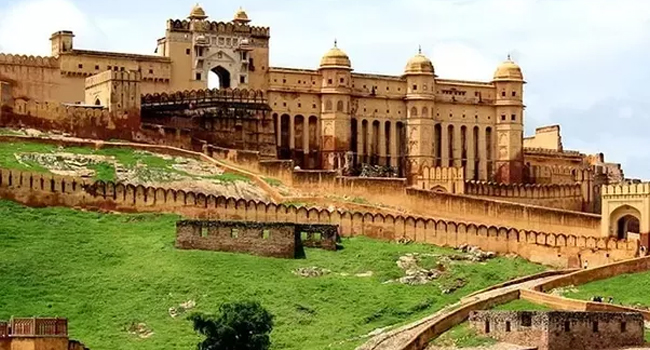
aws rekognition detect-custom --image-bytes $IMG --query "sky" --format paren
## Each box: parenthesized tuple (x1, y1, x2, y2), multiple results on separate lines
(0, 0, 649, 178)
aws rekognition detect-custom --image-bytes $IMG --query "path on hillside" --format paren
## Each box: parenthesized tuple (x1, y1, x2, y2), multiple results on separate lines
(355, 273, 570, 350)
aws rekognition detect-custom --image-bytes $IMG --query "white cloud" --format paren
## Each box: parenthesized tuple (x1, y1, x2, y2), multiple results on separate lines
(0, 0, 649, 177)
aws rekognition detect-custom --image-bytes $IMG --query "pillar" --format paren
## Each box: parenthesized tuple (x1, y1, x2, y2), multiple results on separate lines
(453, 125, 462, 168)
(441, 122, 449, 168)
(478, 127, 487, 181)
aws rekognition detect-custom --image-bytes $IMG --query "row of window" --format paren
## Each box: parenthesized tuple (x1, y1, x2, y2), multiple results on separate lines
(76, 63, 159, 75)
(198, 227, 325, 241)
(484, 318, 627, 334)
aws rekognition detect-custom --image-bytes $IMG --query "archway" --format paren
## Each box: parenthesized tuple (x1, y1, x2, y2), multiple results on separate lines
(617, 215, 640, 240)
(208, 66, 231, 89)
(608, 204, 643, 240)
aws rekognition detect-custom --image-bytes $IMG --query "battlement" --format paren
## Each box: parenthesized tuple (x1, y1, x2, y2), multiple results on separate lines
(167, 19, 270, 38)
(524, 147, 583, 157)
(602, 182, 650, 196)
(0, 53, 59, 68)
(141, 88, 267, 106)
(465, 181, 582, 199)
(0, 317, 68, 337)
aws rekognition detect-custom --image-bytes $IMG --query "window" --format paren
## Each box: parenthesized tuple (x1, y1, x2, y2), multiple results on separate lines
(501, 91, 506, 97)
(283, 102, 287, 107)
(107, 65, 112, 70)
(475, 115, 478, 119)
(511, 114, 516, 121)
(593, 321, 599, 333)
(312, 104, 316, 108)
(298, 80, 302, 84)
(242, 52, 248, 60)
(298, 103, 301, 108)
(240, 75, 246, 84)
(564, 321, 570, 332)
(512, 91, 517, 97)
(149, 69, 154, 74)
(328, 78, 333, 84)
(120, 67, 125, 71)
(262, 230, 270, 239)
(501, 115, 506, 121)
(95, 65, 99, 70)
(196, 73, 202, 81)
(485, 320, 490, 334)
(283, 79, 286, 83)
(621, 321, 626, 333)
(313, 232, 322, 240)
(340, 78, 345, 83)
(78, 64, 83, 69)
(231, 228, 239, 239)
(412, 84, 418, 91)
(300, 232, 309, 240)
(186, 48, 191, 55)
(521, 313, 532, 327)
(336, 100, 344, 112)
(506, 321, 511, 332)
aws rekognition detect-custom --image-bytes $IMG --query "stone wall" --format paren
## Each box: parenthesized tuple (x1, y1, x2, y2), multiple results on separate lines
(464, 181, 583, 211)
(469, 310, 644, 350)
(175, 220, 338, 258)
(0, 168, 637, 268)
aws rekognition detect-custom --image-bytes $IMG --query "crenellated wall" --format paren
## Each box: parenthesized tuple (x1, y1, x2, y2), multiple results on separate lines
(464, 181, 583, 211)
(0, 168, 637, 268)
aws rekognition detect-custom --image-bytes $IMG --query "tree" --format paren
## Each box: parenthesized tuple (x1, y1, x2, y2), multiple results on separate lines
(189, 300, 274, 350)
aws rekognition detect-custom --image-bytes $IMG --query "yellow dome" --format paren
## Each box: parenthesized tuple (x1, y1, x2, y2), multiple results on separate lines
(493, 55, 524, 82)
(233, 7, 251, 23)
(189, 4, 208, 20)
(404, 51, 434, 75)
(319, 41, 352, 69)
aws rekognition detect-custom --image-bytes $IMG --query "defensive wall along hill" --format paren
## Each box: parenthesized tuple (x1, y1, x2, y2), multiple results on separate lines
(0, 168, 636, 268)
(0, 134, 602, 237)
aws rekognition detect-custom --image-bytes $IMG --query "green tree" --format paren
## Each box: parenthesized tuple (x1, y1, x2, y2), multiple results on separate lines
(189, 301, 274, 350)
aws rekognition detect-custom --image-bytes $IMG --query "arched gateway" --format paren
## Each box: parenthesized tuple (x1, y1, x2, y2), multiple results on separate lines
(601, 182, 650, 248)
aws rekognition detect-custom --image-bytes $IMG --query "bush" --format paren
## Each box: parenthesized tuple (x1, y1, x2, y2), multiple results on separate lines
(189, 301, 274, 350)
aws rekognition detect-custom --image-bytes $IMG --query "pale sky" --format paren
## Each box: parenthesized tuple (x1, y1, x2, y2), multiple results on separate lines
(1, 0, 649, 178)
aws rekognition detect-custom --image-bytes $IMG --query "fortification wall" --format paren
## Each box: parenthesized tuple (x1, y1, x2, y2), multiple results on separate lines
(415, 166, 465, 194)
(464, 182, 583, 211)
(0, 168, 636, 268)
(0, 54, 64, 103)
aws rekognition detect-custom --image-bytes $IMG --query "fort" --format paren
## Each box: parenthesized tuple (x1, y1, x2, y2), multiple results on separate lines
(0, 3, 649, 350)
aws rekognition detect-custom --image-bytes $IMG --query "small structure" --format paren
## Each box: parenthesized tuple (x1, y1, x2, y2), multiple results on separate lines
(175, 220, 339, 258)
(469, 311, 644, 350)
(0, 317, 88, 350)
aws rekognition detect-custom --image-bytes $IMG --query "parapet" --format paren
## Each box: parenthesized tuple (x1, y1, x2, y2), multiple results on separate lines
(3, 317, 68, 337)
(0, 53, 59, 68)
(166, 19, 270, 38)
(602, 182, 650, 196)
(141, 88, 268, 106)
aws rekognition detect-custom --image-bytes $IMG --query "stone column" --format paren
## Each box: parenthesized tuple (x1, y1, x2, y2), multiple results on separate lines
(379, 120, 387, 165)
(453, 125, 462, 168)
(441, 122, 449, 168)
(389, 122, 397, 167)
(289, 115, 295, 150)
(303, 118, 310, 165)
(467, 126, 475, 180)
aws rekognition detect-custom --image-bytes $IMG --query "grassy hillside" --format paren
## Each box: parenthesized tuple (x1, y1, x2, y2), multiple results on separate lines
(0, 200, 545, 350)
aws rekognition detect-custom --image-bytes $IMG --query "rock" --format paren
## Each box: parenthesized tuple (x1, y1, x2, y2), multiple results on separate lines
(355, 271, 374, 278)
(293, 267, 331, 278)
(168, 299, 196, 318)
(125, 322, 154, 339)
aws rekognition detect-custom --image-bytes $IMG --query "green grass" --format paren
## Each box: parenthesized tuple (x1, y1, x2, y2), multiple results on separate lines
(430, 323, 497, 348)
(493, 299, 552, 311)
(0, 200, 546, 350)
(208, 172, 252, 183)
(87, 162, 117, 182)
(263, 177, 283, 187)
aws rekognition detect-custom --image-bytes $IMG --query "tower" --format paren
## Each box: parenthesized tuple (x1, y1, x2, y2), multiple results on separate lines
(50, 31, 74, 57)
(403, 47, 436, 178)
(492, 55, 525, 183)
(319, 40, 352, 170)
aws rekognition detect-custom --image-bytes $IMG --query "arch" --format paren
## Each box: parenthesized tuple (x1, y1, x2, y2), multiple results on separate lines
(94, 98, 101, 106)
(410, 106, 418, 118)
(609, 204, 643, 239)
(209, 66, 231, 89)
(325, 99, 333, 111)
(336, 100, 344, 112)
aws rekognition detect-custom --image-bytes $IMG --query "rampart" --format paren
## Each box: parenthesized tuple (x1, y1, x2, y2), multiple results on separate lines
(602, 182, 650, 196)
(141, 87, 268, 106)
(175, 220, 338, 258)
(167, 19, 270, 39)
(0, 168, 637, 268)
(464, 181, 583, 211)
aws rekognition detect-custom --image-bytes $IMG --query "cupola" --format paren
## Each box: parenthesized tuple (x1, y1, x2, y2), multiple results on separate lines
(493, 55, 524, 82)
(233, 7, 251, 24)
(319, 40, 352, 70)
(404, 47, 434, 75)
(189, 3, 208, 20)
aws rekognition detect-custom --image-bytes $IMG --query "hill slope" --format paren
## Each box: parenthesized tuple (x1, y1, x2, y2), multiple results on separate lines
(0, 200, 545, 350)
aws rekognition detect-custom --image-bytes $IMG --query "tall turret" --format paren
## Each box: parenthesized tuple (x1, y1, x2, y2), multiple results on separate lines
(50, 30, 74, 57)
(403, 47, 436, 177)
(319, 40, 352, 170)
(492, 55, 525, 183)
